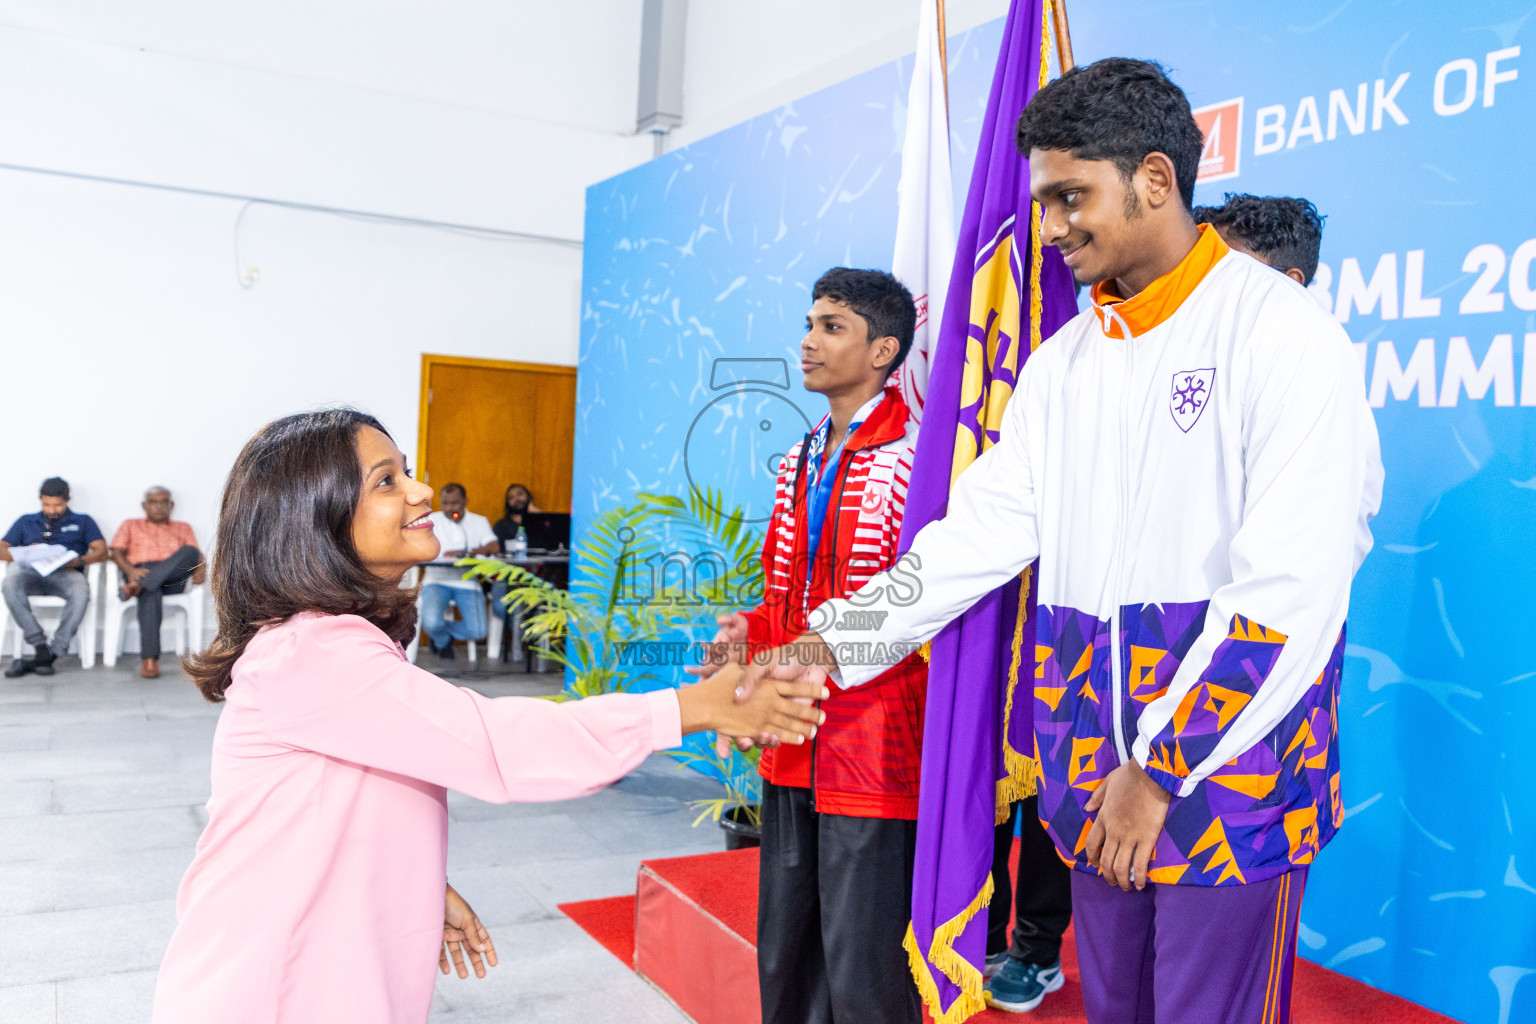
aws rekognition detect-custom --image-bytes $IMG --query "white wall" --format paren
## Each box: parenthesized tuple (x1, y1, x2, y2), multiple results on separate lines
(0, 1, 652, 237)
(0, 0, 1008, 653)
(672, 0, 1009, 148)
(0, 168, 594, 652)
(0, 1, 652, 652)
(0, 167, 585, 524)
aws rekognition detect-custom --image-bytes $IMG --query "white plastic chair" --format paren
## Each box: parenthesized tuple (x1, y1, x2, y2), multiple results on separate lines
(491, 602, 561, 673)
(405, 569, 423, 664)
(406, 573, 483, 666)
(486, 601, 505, 661)
(0, 560, 104, 667)
(102, 563, 207, 668)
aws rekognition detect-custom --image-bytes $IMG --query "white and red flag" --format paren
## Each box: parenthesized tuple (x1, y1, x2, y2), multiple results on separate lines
(890, 0, 956, 426)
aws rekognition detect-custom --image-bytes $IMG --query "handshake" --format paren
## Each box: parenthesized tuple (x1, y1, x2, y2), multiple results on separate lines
(681, 611, 837, 752)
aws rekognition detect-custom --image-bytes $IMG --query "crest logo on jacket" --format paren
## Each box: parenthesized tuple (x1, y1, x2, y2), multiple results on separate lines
(1170, 369, 1215, 433)
(860, 483, 888, 515)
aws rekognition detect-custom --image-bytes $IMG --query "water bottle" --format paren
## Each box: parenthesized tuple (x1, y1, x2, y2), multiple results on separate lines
(511, 525, 528, 560)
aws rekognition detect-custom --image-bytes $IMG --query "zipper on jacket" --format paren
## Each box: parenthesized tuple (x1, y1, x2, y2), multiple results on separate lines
(807, 434, 877, 814)
(788, 434, 811, 629)
(779, 434, 822, 811)
(1108, 334, 1133, 765)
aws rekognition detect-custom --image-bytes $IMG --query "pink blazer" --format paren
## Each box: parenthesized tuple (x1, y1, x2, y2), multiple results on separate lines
(152, 612, 681, 1023)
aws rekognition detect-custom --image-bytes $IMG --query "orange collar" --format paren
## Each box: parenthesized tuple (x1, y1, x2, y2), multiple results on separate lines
(1089, 224, 1229, 339)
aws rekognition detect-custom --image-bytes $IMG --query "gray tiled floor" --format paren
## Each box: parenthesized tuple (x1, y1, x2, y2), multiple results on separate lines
(0, 654, 726, 1023)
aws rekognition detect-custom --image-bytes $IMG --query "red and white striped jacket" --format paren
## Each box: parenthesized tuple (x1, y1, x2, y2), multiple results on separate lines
(744, 386, 928, 819)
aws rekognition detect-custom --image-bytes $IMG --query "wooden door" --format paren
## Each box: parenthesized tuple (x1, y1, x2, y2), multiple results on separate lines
(417, 355, 576, 520)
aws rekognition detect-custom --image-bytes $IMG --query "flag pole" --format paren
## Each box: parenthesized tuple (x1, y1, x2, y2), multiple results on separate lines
(936, 0, 950, 117)
(1051, 0, 1074, 73)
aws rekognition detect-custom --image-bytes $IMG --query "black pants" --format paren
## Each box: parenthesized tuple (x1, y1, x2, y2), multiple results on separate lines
(758, 782, 920, 1024)
(986, 796, 1073, 965)
(133, 546, 200, 659)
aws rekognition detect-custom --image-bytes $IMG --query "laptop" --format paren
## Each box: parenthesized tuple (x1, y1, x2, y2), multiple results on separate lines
(521, 513, 570, 553)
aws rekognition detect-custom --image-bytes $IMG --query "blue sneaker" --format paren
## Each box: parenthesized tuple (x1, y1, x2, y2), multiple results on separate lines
(984, 949, 1011, 979)
(984, 956, 1064, 1013)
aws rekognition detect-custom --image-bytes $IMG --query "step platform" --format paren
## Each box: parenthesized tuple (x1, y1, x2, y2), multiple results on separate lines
(559, 845, 1458, 1024)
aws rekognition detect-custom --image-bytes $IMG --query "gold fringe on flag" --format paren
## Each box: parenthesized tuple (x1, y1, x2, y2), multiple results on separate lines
(999, 0, 1055, 819)
(996, 564, 1040, 823)
(903, 874, 997, 1024)
(906, 2, 1058, 1021)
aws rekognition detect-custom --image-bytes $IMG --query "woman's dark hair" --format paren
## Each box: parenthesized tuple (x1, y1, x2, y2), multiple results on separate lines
(1016, 57, 1204, 211)
(186, 408, 419, 702)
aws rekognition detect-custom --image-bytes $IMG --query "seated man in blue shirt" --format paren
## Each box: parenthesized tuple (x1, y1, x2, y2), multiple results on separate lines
(1, 477, 108, 677)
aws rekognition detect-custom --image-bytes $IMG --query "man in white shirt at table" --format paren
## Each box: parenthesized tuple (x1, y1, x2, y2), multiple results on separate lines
(420, 483, 499, 660)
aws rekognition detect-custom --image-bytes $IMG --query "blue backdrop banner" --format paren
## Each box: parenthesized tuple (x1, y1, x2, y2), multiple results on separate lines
(574, 5, 1535, 1022)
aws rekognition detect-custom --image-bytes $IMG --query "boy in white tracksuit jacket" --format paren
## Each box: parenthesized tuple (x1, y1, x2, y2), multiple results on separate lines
(746, 59, 1383, 1024)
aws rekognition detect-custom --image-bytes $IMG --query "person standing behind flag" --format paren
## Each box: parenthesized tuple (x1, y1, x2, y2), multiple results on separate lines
(690, 268, 926, 1024)
(742, 58, 1383, 1024)
(1192, 193, 1326, 286)
(981, 794, 1071, 1013)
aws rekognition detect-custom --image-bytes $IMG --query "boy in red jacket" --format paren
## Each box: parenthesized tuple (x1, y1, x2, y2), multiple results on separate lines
(694, 268, 927, 1024)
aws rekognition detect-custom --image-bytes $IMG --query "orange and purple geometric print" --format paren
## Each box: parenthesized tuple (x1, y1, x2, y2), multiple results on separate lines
(1033, 602, 1347, 887)
(1141, 613, 1288, 793)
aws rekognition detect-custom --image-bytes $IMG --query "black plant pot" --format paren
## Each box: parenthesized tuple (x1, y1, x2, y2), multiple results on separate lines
(718, 805, 762, 850)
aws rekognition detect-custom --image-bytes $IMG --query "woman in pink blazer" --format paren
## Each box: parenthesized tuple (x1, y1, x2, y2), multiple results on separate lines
(152, 409, 825, 1024)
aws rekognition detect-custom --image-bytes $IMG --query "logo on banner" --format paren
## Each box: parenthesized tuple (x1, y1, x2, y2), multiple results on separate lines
(1193, 98, 1244, 182)
(913, 293, 929, 330)
(1170, 369, 1215, 432)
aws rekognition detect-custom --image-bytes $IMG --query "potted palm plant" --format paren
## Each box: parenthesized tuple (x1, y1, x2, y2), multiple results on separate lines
(461, 504, 696, 697)
(669, 740, 763, 849)
(462, 488, 770, 847)
(635, 488, 767, 847)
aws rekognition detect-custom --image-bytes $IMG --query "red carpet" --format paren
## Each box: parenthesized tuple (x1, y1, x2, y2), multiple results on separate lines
(560, 847, 1459, 1024)
(638, 849, 760, 941)
(557, 893, 636, 967)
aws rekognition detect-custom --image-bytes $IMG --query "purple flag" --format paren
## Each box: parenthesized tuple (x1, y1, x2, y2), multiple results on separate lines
(899, 1, 1078, 1020)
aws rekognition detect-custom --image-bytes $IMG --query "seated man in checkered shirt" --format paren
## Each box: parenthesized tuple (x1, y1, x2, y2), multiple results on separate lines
(110, 487, 204, 678)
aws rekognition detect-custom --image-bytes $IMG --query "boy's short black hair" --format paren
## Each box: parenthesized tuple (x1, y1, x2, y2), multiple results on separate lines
(1193, 194, 1326, 285)
(1016, 57, 1204, 211)
(811, 268, 917, 377)
(40, 477, 69, 499)
(441, 483, 467, 500)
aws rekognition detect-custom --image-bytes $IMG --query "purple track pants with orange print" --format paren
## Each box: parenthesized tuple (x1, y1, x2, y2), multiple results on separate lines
(1071, 868, 1306, 1024)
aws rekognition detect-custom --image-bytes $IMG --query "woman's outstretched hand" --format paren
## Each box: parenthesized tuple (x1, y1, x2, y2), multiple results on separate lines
(723, 635, 836, 750)
(683, 612, 756, 756)
(684, 611, 752, 682)
(442, 884, 498, 979)
(676, 662, 827, 746)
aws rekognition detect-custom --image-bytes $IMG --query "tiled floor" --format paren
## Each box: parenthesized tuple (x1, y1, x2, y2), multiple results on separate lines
(0, 653, 724, 1023)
